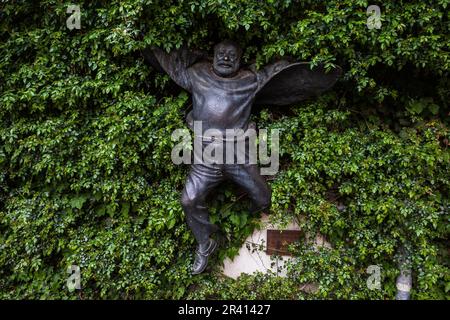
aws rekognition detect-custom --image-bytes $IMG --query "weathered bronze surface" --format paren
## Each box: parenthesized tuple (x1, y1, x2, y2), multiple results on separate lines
(144, 40, 341, 274)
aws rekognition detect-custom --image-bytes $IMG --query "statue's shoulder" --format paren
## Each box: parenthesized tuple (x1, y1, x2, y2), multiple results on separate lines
(188, 61, 213, 78)
(189, 60, 212, 71)
(241, 67, 257, 78)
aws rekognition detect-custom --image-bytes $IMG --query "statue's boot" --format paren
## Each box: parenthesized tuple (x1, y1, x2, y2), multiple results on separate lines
(192, 238, 217, 275)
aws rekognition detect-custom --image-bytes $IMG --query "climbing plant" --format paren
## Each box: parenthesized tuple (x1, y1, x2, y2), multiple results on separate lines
(0, 0, 448, 299)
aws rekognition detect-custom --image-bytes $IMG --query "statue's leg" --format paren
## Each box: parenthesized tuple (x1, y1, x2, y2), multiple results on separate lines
(224, 163, 271, 214)
(181, 163, 224, 244)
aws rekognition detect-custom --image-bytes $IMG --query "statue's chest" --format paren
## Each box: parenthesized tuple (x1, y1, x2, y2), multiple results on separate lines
(191, 65, 258, 99)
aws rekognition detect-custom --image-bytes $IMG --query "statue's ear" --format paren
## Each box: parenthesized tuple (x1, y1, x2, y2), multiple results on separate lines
(255, 62, 342, 106)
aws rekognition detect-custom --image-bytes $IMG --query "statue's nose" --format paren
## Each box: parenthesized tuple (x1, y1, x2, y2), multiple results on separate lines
(224, 56, 229, 61)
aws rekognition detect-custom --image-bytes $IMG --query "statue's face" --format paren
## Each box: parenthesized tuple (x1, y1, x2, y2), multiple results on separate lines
(213, 42, 241, 77)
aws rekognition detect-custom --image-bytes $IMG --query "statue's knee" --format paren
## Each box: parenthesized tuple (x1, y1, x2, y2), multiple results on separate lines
(260, 195, 271, 212)
(181, 192, 192, 210)
(181, 191, 199, 211)
(254, 190, 271, 212)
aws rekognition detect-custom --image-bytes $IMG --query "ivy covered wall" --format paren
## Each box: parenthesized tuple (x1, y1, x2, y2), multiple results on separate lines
(0, 0, 449, 299)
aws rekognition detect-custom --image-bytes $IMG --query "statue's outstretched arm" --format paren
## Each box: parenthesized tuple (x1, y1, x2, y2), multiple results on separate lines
(250, 60, 292, 93)
(143, 46, 207, 92)
(251, 60, 342, 106)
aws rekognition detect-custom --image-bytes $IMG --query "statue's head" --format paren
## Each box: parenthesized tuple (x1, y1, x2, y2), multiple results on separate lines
(213, 40, 242, 77)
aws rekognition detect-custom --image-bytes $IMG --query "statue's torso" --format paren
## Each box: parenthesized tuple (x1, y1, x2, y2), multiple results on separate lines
(188, 62, 258, 133)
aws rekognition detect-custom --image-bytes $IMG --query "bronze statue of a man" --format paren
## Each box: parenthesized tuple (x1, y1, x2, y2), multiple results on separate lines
(144, 40, 341, 274)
